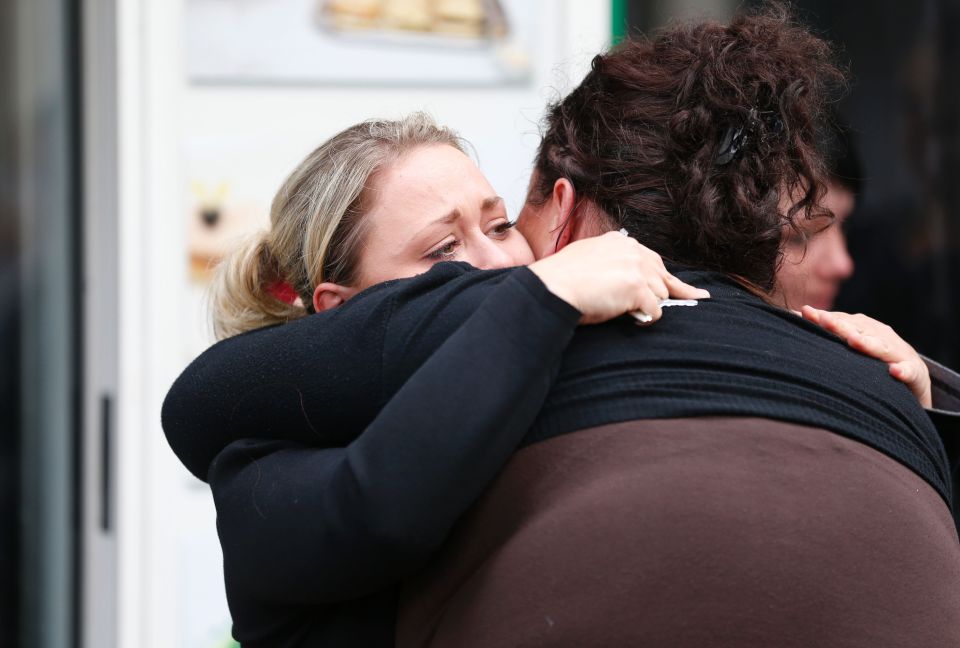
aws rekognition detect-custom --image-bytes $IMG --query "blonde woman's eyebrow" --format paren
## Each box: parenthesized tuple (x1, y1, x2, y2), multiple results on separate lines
(409, 197, 503, 245)
(481, 196, 504, 211)
(407, 209, 464, 247)
(430, 208, 463, 228)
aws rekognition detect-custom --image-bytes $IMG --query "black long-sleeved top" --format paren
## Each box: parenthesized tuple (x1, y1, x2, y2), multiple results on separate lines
(162, 261, 957, 647)
(163, 267, 581, 646)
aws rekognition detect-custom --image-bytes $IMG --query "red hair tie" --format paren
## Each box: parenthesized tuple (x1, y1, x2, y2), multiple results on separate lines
(268, 279, 299, 305)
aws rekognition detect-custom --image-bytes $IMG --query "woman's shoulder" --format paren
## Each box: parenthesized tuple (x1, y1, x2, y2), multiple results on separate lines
(670, 268, 766, 302)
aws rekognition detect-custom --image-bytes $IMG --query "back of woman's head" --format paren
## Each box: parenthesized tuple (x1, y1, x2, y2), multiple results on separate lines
(210, 113, 463, 340)
(530, 3, 846, 290)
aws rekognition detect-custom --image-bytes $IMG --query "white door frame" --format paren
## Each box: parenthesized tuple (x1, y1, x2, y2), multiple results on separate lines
(81, 0, 186, 645)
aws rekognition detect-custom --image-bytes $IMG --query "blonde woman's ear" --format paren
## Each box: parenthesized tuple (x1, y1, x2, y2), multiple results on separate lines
(312, 282, 360, 313)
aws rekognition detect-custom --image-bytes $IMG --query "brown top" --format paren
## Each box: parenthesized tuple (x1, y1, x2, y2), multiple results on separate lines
(398, 418, 960, 648)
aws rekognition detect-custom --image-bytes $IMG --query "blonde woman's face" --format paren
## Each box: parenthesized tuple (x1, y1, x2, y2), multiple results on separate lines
(356, 144, 534, 289)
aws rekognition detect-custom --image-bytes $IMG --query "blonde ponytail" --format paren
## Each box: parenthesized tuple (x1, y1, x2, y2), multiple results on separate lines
(210, 232, 307, 340)
(209, 113, 464, 340)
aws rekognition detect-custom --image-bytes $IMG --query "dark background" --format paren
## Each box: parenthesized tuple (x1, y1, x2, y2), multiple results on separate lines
(3, 0, 81, 646)
(0, 0, 22, 644)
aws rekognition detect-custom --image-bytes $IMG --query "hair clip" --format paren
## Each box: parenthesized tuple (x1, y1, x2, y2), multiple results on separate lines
(715, 122, 748, 165)
(715, 108, 783, 166)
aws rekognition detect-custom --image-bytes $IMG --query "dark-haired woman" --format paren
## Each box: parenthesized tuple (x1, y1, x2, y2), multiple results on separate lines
(163, 5, 960, 647)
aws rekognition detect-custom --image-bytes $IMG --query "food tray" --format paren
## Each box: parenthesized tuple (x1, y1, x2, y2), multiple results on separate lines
(316, 0, 510, 47)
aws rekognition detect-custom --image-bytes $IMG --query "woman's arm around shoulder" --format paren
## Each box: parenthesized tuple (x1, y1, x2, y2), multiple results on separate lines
(208, 234, 708, 608)
(210, 265, 582, 607)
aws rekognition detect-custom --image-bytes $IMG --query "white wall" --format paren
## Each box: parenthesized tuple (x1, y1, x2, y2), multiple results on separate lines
(94, 2, 612, 647)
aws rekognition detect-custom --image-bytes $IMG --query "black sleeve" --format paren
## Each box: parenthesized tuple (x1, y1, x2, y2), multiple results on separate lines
(162, 263, 526, 482)
(209, 268, 581, 605)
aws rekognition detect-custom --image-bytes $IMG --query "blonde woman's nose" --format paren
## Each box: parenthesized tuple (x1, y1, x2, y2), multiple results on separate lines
(471, 236, 516, 270)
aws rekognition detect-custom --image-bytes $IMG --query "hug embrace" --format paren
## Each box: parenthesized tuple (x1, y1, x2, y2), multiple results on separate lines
(163, 4, 960, 647)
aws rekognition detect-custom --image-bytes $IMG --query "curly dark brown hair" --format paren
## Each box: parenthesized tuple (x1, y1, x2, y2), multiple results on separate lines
(530, 3, 846, 290)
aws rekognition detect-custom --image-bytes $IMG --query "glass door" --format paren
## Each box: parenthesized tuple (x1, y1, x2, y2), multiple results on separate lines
(2, 0, 82, 646)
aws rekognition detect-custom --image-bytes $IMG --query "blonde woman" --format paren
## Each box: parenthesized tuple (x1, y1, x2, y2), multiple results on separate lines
(164, 113, 709, 646)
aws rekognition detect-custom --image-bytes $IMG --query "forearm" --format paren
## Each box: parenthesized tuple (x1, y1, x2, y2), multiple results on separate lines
(162, 263, 512, 481)
(347, 269, 580, 557)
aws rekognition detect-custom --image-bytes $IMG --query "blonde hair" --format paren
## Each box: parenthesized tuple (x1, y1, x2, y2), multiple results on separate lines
(210, 113, 464, 340)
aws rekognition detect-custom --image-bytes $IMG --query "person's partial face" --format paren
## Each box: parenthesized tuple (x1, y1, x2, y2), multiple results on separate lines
(776, 182, 856, 310)
(356, 145, 535, 288)
(515, 198, 554, 260)
(516, 170, 574, 260)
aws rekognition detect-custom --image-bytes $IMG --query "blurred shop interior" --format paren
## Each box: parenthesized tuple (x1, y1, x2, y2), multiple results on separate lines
(2, 0, 958, 647)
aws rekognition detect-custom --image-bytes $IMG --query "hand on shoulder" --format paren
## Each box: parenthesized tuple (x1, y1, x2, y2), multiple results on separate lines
(801, 305, 932, 408)
(529, 231, 710, 325)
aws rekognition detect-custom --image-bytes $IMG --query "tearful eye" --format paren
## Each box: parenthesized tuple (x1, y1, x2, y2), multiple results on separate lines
(427, 240, 460, 260)
(489, 220, 517, 237)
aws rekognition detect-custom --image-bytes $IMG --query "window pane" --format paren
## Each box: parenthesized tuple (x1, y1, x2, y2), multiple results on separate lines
(4, 0, 81, 646)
